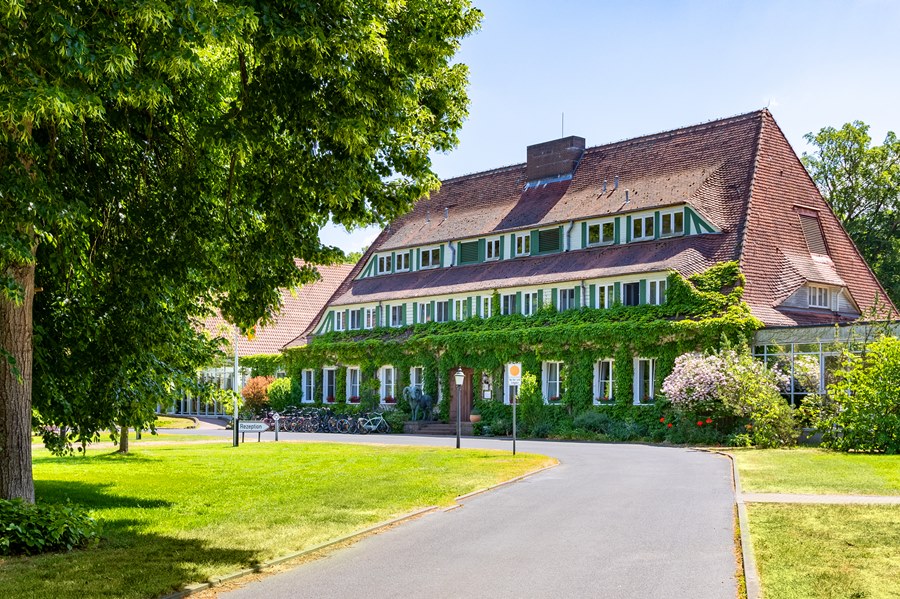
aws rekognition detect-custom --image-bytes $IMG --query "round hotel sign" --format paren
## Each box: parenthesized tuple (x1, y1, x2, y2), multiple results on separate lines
(507, 363, 522, 385)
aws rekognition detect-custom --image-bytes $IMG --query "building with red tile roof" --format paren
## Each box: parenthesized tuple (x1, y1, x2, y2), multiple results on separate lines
(283, 110, 896, 413)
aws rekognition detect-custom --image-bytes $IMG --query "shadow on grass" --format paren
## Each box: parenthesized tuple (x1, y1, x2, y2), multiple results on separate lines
(36, 480, 172, 510)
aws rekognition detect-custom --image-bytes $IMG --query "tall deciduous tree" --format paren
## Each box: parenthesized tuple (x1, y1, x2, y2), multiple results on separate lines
(0, 1, 480, 500)
(802, 122, 900, 306)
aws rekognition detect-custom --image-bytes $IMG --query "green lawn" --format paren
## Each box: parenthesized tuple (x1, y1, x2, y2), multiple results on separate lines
(31, 432, 222, 446)
(749, 504, 900, 599)
(732, 449, 900, 495)
(153, 415, 198, 429)
(0, 442, 551, 599)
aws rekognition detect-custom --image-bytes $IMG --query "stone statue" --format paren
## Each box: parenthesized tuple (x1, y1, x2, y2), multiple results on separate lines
(403, 386, 434, 421)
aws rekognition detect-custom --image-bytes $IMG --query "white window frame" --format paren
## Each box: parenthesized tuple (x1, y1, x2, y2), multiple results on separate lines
(593, 360, 614, 404)
(364, 307, 376, 329)
(486, 237, 501, 261)
(660, 209, 684, 238)
(390, 305, 404, 327)
(633, 358, 656, 405)
(418, 302, 431, 324)
(301, 369, 315, 404)
(501, 293, 516, 315)
(410, 366, 424, 395)
(648, 279, 667, 305)
(596, 283, 615, 308)
(522, 291, 539, 316)
(420, 247, 441, 270)
(558, 288, 576, 311)
(586, 219, 615, 246)
(349, 309, 362, 330)
(377, 254, 393, 275)
(334, 310, 345, 331)
(482, 296, 492, 318)
(395, 252, 411, 272)
(454, 298, 468, 320)
(323, 367, 337, 403)
(809, 285, 830, 309)
(434, 300, 450, 323)
(503, 364, 520, 406)
(515, 232, 531, 257)
(632, 215, 655, 242)
(346, 367, 360, 402)
(542, 361, 564, 403)
(379, 365, 396, 403)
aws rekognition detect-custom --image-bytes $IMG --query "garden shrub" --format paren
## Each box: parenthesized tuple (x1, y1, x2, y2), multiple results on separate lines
(267, 377, 299, 411)
(820, 336, 900, 453)
(381, 408, 407, 433)
(572, 411, 612, 434)
(0, 500, 98, 556)
(662, 347, 797, 447)
(241, 376, 274, 412)
(517, 373, 544, 430)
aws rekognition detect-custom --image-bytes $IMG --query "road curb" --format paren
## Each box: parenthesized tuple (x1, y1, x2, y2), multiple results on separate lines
(705, 449, 761, 599)
(160, 461, 558, 598)
(159, 505, 439, 599)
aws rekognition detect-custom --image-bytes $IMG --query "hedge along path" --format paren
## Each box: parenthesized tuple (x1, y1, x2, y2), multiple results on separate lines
(284, 262, 763, 423)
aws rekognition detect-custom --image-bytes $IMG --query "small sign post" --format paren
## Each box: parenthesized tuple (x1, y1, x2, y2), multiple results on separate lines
(238, 421, 268, 443)
(506, 363, 522, 456)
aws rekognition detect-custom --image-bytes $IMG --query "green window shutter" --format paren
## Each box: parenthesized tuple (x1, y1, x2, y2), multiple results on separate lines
(573, 286, 581, 309)
(412, 302, 418, 324)
(639, 279, 647, 305)
(415, 248, 421, 270)
(614, 282, 621, 305)
(614, 218, 621, 245)
(625, 216, 632, 243)
(509, 234, 515, 256)
(499, 235, 505, 259)
(654, 212, 661, 240)
(531, 230, 539, 254)
(439, 244, 445, 267)
(376, 306, 383, 327)
(683, 206, 691, 235)
(390, 252, 396, 273)
(516, 291, 522, 314)
(551, 287, 558, 309)
(429, 301, 435, 320)
(589, 284, 596, 308)
(536, 227, 562, 254)
(468, 296, 475, 317)
(344, 309, 350, 328)
(538, 289, 544, 307)
(477, 239, 486, 262)
(475, 296, 482, 317)
(581, 222, 587, 249)
(401, 303, 407, 326)
(458, 240, 479, 265)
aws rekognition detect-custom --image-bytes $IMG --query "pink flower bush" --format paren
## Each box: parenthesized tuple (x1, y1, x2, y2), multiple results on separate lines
(661, 353, 727, 410)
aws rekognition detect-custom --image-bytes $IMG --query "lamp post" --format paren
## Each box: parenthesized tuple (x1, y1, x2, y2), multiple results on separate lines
(233, 326, 240, 447)
(454, 368, 465, 449)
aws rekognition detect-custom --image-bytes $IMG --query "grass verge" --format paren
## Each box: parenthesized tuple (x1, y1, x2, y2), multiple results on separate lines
(732, 448, 900, 495)
(1, 442, 551, 599)
(749, 504, 900, 599)
(154, 416, 198, 429)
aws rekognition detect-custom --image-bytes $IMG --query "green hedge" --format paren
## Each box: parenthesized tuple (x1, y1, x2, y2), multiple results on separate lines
(0, 499, 98, 556)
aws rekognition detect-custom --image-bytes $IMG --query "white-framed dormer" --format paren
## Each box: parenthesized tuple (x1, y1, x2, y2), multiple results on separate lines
(485, 236, 502, 261)
(322, 366, 337, 403)
(364, 306, 376, 329)
(376, 254, 393, 275)
(379, 365, 396, 404)
(633, 357, 656, 405)
(808, 285, 831, 309)
(632, 214, 655, 242)
(542, 361, 564, 404)
(419, 246, 441, 270)
(593, 359, 614, 404)
(514, 232, 531, 257)
(395, 251, 411, 272)
(659, 208, 685, 238)
(346, 366, 361, 403)
(586, 218, 616, 247)
(301, 369, 315, 403)
(333, 310, 346, 332)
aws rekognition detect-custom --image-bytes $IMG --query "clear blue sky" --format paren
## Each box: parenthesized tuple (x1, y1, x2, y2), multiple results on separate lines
(321, 0, 900, 252)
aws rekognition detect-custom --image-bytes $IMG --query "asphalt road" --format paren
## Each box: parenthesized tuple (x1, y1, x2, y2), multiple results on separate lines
(194, 431, 737, 599)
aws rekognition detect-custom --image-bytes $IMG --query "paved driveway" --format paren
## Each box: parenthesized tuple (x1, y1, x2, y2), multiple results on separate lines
(216, 434, 737, 599)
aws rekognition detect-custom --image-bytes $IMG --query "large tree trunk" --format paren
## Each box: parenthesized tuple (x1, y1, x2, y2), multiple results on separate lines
(0, 262, 36, 502)
(118, 423, 129, 454)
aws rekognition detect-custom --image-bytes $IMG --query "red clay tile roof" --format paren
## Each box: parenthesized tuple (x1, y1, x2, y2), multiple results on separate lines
(204, 263, 353, 356)
(291, 110, 897, 340)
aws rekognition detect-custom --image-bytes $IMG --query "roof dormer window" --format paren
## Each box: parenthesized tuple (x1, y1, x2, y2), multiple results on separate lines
(486, 237, 501, 261)
(660, 210, 684, 237)
(395, 252, 410, 272)
(809, 285, 830, 309)
(420, 247, 441, 269)
(377, 254, 393, 275)
(515, 233, 531, 257)
(632, 215, 654, 242)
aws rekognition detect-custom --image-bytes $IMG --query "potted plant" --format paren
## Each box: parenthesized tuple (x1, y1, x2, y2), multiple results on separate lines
(348, 395, 360, 404)
(469, 405, 481, 423)
(549, 395, 560, 403)
(384, 395, 396, 404)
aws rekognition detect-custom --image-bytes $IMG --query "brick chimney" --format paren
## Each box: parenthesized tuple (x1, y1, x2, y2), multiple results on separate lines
(526, 136, 585, 182)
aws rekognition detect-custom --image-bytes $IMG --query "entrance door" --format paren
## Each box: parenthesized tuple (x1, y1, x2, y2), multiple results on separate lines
(449, 367, 474, 422)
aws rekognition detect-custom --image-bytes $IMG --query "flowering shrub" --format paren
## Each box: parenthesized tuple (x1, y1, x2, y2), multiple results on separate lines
(661, 348, 797, 447)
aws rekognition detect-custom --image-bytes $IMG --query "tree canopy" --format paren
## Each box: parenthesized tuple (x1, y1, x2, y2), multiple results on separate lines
(802, 121, 900, 307)
(0, 0, 481, 500)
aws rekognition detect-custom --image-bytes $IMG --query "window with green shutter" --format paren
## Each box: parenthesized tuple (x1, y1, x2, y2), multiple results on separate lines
(537, 228, 561, 254)
(458, 240, 480, 264)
